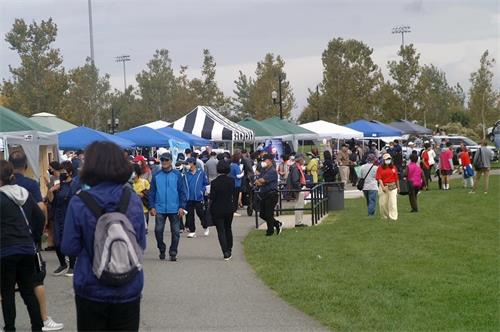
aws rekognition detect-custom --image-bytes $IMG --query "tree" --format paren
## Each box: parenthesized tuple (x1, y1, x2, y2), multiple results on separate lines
(1, 18, 67, 116)
(387, 44, 421, 120)
(63, 58, 111, 128)
(242, 53, 295, 120)
(297, 87, 321, 123)
(135, 49, 177, 121)
(189, 49, 228, 108)
(467, 50, 499, 138)
(231, 70, 253, 120)
(109, 87, 143, 130)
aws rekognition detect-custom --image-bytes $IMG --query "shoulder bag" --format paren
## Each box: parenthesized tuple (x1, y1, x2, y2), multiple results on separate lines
(356, 164, 375, 191)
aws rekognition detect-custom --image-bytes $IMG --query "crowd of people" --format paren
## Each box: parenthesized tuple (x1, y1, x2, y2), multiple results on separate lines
(0, 136, 494, 331)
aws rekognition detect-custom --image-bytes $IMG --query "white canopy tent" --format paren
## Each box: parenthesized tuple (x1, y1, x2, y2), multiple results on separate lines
(133, 120, 171, 130)
(299, 120, 364, 139)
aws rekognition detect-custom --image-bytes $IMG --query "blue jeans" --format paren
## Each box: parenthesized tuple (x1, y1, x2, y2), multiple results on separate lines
(363, 190, 377, 216)
(155, 213, 180, 256)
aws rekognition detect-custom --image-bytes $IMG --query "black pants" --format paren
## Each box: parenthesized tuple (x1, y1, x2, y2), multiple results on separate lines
(75, 295, 140, 331)
(422, 167, 432, 188)
(213, 213, 234, 255)
(55, 246, 75, 269)
(259, 191, 280, 235)
(409, 187, 420, 211)
(0, 255, 43, 332)
(232, 187, 241, 213)
(185, 201, 205, 232)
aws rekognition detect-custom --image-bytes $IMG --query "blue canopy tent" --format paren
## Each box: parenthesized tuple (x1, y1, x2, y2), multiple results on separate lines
(157, 126, 211, 147)
(345, 120, 403, 138)
(116, 126, 188, 147)
(58, 126, 136, 150)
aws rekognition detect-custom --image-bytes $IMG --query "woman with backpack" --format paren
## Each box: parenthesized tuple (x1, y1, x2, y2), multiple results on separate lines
(322, 150, 337, 183)
(0, 160, 44, 331)
(47, 160, 76, 277)
(61, 141, 146, 331)
(406, 153, 426, 212)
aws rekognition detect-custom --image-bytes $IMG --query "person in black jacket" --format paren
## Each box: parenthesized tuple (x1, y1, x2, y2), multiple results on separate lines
(209, 160, 235, 260)
(0, 160, 44, 332)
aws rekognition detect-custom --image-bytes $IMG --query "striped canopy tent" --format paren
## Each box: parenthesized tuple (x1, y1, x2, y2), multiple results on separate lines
(170, 106, 254, 141)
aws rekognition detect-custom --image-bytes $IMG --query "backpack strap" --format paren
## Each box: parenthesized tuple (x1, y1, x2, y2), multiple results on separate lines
(78, 191, 105, 219)
(117, 187, 131, 214)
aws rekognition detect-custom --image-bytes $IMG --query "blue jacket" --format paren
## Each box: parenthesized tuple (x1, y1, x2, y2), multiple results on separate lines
(184, 169, 208, 202)
(149, 168, 187, 214)
(61, 183, 146, 303)
(230, 163, 243, 188)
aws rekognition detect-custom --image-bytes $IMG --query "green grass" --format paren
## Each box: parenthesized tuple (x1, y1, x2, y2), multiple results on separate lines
(244, 176, 500, 331)
(491, 160, 500, 169)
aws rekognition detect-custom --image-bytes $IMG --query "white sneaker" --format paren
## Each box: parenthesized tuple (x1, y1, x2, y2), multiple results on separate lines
(187, 232, 197, 238)
(43, 316, 64, 331)
(204, 228, 210, 236)
(233, 212, 241, 217)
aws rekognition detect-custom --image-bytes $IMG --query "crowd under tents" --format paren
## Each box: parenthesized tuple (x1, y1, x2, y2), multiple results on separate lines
(299, 120, 363, 139)
(170, 106, 254, 141)
(30, 112, 77, 132)
(58, 126, 136, 150)
(388, 119, 432, 135)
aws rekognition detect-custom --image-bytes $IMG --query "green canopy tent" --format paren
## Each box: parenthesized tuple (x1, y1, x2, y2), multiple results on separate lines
(30, 112, 77, 133)
(238, 118, 292, 140)
(261, 117, 318, 150)
(0, 106, 58, 181)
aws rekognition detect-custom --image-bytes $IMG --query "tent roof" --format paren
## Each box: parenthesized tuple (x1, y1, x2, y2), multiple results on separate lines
(261, 117, 317, 139)
(388, 119, 432, 135)
(117, 126, 188, 147)
(345, 119, 402, 138)
(58, 126, 136, 150)
(299, 120, 364, 139)
(238, 118, 291, 138)
(157, 126, 211, 147)
(30, 112, 77, 132)
(133, 120, 171, 130)
(0, 106, 53, 133)
(171, 106, 254, 141)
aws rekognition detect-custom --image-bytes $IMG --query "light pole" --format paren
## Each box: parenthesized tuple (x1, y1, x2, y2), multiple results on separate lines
(271, 74, 284, 119)
(87, 0, 95, 65)
(316, 84, 320, 121)
(115, 55, 131, 93)
(392, 25, 411, 49)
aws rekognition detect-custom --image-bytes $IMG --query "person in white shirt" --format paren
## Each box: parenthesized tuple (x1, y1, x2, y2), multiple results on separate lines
(359, 154, 379, 217)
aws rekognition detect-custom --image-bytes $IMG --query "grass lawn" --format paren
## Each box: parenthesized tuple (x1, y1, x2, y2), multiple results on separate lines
(491, 160, 499, 169)
(244, 176, 500, 331)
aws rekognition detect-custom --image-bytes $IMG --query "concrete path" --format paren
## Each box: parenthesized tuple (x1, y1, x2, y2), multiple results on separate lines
(9, 215, 327, 331)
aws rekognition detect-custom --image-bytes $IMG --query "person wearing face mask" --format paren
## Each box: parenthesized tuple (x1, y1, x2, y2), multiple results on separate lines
(287, 154, 307, 227)
(376, 153, 400, 221)
(47, 160, 76, 277)
(184, 157, 209, 238)
(255, 154, 282, 236)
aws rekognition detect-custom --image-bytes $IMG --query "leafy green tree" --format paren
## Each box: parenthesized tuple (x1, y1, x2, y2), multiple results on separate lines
(387, 44, 421, 120)
(242, 53, 295, 120)
(63, 58, 111, 128)
(171, 65, 198, 119)
(373, 81, 403, 122)
(467, 50, 499, 138)
(135, 49, 177, 121)
(1, 18, 67, 116)
(189, 49, 228, 108)
(109, 87, 144, 131)
(297, 87, 321, 123)
(231, 70, 253, 120)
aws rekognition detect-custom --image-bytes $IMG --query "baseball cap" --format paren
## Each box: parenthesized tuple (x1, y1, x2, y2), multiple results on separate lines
(160, 152, 172, 161)
(186, 157, 196, 164)
(382, 153, 392, 160)
(262, 154, 274, 161)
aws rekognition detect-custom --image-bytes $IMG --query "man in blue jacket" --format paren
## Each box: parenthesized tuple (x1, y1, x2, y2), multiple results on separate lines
(184, 157, 209, 238)
(149, 153, 187, 261)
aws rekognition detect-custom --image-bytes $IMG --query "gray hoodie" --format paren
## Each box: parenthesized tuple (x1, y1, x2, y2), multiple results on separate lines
(0, 184, 29, 207)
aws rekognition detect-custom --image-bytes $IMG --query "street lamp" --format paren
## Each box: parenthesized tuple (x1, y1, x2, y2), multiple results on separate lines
(115, 55, 131, 93)
(271, 74, 284, 119)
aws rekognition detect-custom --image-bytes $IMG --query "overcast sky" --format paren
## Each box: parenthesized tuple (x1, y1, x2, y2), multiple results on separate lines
(1, 0, 498, 118)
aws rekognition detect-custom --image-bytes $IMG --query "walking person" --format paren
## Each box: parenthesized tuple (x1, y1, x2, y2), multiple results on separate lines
(338, 144, 351, 185)
(0, 160, 44, 332)
(255, 154, 282, 236)
(287, 154, 307, 227)
(359, 154, 378, 217)
(149, 152, 187, 261)
(470, 140, 493, 194)
(421, 142, 435, 189)
(229, 153, 244, 216)
(439, 141, 454, 190)
(47, 161, 76, 277)
(61, 141, 146, 331)
(184, 157, 209, 238)
(209, 160, 235, 260)
(457, 143, 474, 189)
(407, 153, 426, 212)
(131, 163, 151, 231)
(376, 153, 400, 221)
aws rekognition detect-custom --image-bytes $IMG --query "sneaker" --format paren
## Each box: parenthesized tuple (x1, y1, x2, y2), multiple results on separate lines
(169, 255, 177, 262)
(44, 246, 55, 251)
(42, 316, 64, 331)
(187, 232, 197, 238)
(159, 252, 166, 260)
(52, 265, 68, 276)
(233, 212, 241, 217)
(204, 228, 210, 236)
(276, 221, 283, 235)
(224, 254, 232, 261)
(65, 268, 74, 277)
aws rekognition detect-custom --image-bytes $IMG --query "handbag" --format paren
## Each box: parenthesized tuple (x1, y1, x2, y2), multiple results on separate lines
(473, 148, 484, 170)
(19, 206, 46, 274)
(356, 164, 375, 191)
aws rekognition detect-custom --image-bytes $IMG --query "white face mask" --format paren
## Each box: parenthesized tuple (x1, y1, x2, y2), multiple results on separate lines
(261, 161, 267, 168)
(384, 159, 392, 165)
(184, 165, 191, 170)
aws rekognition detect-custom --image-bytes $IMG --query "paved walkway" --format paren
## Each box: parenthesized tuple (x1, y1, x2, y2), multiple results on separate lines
(11, 215, 327, 331)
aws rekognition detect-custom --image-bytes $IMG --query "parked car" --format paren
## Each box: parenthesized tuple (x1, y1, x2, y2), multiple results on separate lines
(432, 135, 498, 162)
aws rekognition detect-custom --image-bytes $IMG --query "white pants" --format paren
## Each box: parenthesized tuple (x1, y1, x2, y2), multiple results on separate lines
(378, 187, 398, 220)
(294, 191, 305, 225)
(340, 166, 350, 184)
